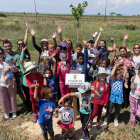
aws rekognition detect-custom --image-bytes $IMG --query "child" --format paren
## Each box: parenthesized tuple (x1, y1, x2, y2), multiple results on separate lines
(103, 60, 127, 128)
(71, 44, 83, 66)
(4, 56, 21, 88)
(124, 52, 136, 88)
(34, 86, 56, 140)
(129, 66, 140, 128)
(25, 61, 43, 123)
(87, 53, 98, 82)
(58, 82, 100, 140)
(48, 43, 57, 59)
(71, 39, 88, 81)
(43, 57, 57, 103)
(55, 45, 62, 63)
(57, 44, 71, 97)
(19, 47, 31, 115)
(101, 58, 111, 83)
(56, 99, 74, 140)
(89, 67, 110, 129)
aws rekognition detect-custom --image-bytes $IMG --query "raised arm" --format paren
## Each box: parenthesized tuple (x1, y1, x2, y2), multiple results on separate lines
(107, 38, 115, 52)
(57, 26, 63, 42)
(110, 64, 117, 80)
(31, 29, 42, 54)
(34, 83, 39, 102)
(24, 23, 28, 46)
(82, 39, 88, 67)
(130, 76, 135, 91)
(123, 61, 127, 78)
(123, 33, 131, 52)
(94, 26, 103, 49)
(19, 46, 26, 70)
(52, 57, 56, 76)
(52, 32, 57, 49)
(66, 43, 71, 64)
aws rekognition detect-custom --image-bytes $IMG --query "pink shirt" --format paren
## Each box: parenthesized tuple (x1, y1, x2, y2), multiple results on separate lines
(56, 47, 71, 83)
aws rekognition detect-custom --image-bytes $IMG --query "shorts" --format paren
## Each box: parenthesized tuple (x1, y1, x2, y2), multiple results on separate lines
(4, 72, 14, 79)
(16, 78, 22, 94)
(39, 122, 54, 134)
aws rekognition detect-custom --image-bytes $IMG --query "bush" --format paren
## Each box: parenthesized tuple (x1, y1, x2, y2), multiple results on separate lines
(0, 13, 7, 17)
(0, 17, 5, 23)
(124, 24, 138, 30)
(13, 18, 19, 24)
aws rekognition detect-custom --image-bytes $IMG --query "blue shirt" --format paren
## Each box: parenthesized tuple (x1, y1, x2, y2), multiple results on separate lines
(71, 48, 88, 81)
(37, 99, 56, 123)
(110, 77, 124, 103)
(45, 75, 57, 94)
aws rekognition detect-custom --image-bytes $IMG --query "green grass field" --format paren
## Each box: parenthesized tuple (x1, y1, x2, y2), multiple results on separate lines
(0, 13, 140, 140)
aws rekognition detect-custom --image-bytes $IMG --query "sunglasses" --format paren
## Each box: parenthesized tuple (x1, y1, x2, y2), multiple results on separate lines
(18, 43, 24, 46)
(134, 47, 140, 49)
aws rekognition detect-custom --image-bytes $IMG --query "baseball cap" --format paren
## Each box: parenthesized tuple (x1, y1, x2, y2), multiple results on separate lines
(78, 82, 91, 94)
(5, 56, 13, 62)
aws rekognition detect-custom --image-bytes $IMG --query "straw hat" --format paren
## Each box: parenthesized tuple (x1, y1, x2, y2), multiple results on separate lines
(24, 61, 38, 74)
(40, 39, 48, 46)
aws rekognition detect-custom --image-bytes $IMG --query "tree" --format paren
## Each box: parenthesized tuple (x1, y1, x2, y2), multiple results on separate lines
(70, 1, 88, 43)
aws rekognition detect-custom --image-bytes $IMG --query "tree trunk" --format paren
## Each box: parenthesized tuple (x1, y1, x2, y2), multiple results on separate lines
(77, 20, 79, 43)
(105, 0, 107, 21)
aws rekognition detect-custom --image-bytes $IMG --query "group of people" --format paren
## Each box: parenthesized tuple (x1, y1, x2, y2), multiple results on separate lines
(0, 24, 140, 140)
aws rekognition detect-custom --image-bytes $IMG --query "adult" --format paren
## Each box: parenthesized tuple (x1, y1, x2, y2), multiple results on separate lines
(2, 39, 26, 108)
(0, 47, 18, 119)
(15, 23, 30, 60)
(31, 29, 57, 64)
(94, 26, 115, 62)
(57, 26, 74, 54)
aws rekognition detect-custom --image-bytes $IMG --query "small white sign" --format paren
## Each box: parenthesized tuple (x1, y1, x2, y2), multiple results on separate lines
(65, 74, 85, 86)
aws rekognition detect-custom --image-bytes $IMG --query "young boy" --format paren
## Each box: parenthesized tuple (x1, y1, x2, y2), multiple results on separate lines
(71, 44, 83, 66)
(48, 43, 57, 58)
(4, 56, 21, 88)
(71, 40, 88, 81)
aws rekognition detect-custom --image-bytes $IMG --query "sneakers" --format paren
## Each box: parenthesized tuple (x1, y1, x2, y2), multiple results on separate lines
(103, 121, 108, 129)
(24, 108, 31, 115)
(96, 122, 100, 129)
(5, 113, 9, 119)
(12, 112, 17, 118)
(114, 119, 119, 127)
(33, 114, 37, 123)
(124, 83, 128, 89)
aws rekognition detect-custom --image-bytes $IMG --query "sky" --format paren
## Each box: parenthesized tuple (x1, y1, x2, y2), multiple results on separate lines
(0, 0, 140, 15)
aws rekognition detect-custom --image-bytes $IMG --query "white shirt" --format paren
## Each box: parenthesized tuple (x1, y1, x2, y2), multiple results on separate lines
(0, 63, 13, 87)
(59, 107, 74, 124)
(3, 62, 16, 69)
(133, 55, 140, 75)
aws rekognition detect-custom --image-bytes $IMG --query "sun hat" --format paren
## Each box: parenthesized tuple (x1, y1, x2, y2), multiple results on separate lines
(24, 61, 38, 74)
(95, 67, 109, 77)
(5, 56, 13, 62)
(78, 82, 91, 94)
(88, 54, 95, 58)
(40, 39, 48, 46)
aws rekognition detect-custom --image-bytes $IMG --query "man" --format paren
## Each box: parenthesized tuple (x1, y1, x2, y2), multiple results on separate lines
(3, 39, 26, 111)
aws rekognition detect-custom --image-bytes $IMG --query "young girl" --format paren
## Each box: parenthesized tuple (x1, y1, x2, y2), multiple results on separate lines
(19, 47, 31, 115)
(58, 82, 100, 140)
(129, 66, 140, 128)
(101, 58, 111, 83)
(25, 62, 43, 123)
(34, 86, 56, 140)
(57, 43, 71, 97)
(56, 99, 74, 140)
(103, 60, 127, 128)
(43, 57, 57, 103)
(89, 67, 110, 129)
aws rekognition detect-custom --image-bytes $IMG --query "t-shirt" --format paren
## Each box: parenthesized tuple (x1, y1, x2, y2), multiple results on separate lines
(75, 92, 92, 114)
(3, 62, 16, 69)
(130, 75, 140, 99)
(0, 63, 13, 87)
(37, 99, 56, 124)
(26, 72, 43, 95)
(132, 55, 140, 75)
(59, 107, 74, 124)
(110, 77, 124, 103)
(45, 75, 57, 94)
(105, 66, 111, 83)
(48, 49, 57, 57)
(98, 47, 109, 62)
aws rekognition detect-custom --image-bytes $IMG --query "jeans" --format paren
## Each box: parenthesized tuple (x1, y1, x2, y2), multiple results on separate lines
(39, 122, 54, 134)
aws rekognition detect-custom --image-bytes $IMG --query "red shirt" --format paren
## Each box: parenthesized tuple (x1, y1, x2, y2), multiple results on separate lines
(91, 81, 110, 105)
(48, 49, 57, 57)
(26, 72, 43, 95)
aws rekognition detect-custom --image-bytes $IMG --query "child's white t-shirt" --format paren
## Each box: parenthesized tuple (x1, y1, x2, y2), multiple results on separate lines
(59, 107, 74, 124)
(133, 55, 140, 75)
(3, 62, 16, 69)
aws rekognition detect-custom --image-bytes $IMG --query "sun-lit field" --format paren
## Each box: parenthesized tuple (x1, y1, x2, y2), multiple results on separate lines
(0, 13, 140, 140)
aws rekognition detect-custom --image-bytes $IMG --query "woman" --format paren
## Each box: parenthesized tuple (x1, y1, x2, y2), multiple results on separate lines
(0, 48, 18, 119)
(15, 23, 30, 59)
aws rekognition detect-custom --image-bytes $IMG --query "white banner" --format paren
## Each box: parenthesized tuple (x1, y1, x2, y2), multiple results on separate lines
(65, 74, 85, 86)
